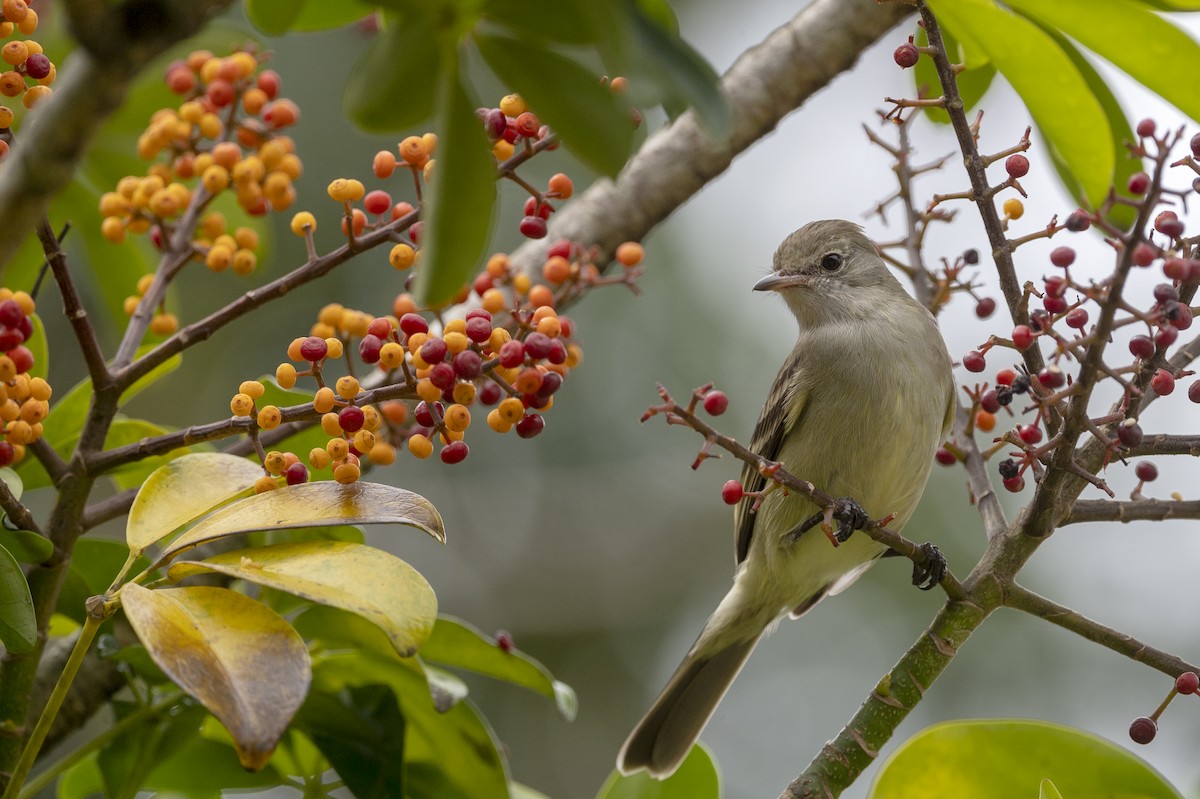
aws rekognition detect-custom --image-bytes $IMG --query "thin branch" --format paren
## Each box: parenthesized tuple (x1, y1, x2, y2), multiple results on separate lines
(25, 439, 69, 489)
(1064, 498, 1200, 525)
(1127, 434, 1200, 458)
(35, 220, 109, 388)
(1003, 583, 1199, 678)
(0, 476, 38, 534)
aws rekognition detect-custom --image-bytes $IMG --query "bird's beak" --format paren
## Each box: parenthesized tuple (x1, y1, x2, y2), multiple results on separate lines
(753, 272, 809, 292)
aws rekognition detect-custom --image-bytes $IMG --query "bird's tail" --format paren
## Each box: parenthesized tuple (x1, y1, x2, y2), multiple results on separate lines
(618, 584, 772, 778)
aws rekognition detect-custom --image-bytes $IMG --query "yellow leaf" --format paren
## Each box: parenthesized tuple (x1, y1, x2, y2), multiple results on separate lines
(120, 583, 310, 770)
(126, 453, 265, 555)
(151, 481, 444, 569)
(169, 541, 438, 656)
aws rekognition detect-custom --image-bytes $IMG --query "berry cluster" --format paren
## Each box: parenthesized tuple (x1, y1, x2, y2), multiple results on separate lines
(938, 126, 1200, 496)
(101, 47, 301, 277)
(0, 288, 49, 466)
(0, 0, 53, 164)
(1128, 671, 1199, 745)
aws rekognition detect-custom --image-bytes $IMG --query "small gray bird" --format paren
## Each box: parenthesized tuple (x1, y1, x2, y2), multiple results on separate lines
(618, 220, 955, 778)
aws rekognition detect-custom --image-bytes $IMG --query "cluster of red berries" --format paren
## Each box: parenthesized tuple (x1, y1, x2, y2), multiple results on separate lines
(1129, 670, 1199, 745)
(938, 128, 1200, 494)
(0, 0, 53, 164)
(0, 288, 49, 466)
(101, 48, 302, 284)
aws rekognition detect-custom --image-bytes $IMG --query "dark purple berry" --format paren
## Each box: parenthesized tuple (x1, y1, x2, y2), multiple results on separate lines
(0, 300, 22, 328)
(1135, 461, 1158, 482)
(1153, 283, 1179, 303)
(975, 297, 996, 318)
(1117, 420, 1144, 448)
(1065, 210, 1091, 232)
(998, 459, 1019, 480)
(495, 630, 514, 652)
(519, 215, 548, 239)
(479, 381, 503, 406)
(963, 248, 980, 265)
(429, 362, 456, 391)
(498, 340, 525, 368)
(980, 390, 1001, 414)
(399, 313, 429, 337)
(285, 462, 308, 486)
(995, 386, 1013, 406)
(440, 440, 469, 464)
(1190, 381, 1200, 404)
(1066, 308, 1088, 329)
(523, 332, 552, 360)
(515, 412, 545, 439)
(483, 108, 507, 139)
(893, 42, 919, 68)
(299, 336, 328, 362)
(1129, 335, 1155, 360)
(465, 316, 492, 343)
(546, 339, 567, 365)
(338, 405, 365, 433)
(358, 334, 382, 364)
(1128, 172, 1150, 195)
(935, 448, 956, 466)
(1038, 366, 1066, 389)
(414, 400, 442, 427)
(963, 350, 986, 373)
(453, 350, 482, 380)
(420, 337, 448, 365)
(24, 53, 49, 80)
(536, 371, 563, 398)
(1135, 118, 1157, 138)
(1129, 717, 1157, 745)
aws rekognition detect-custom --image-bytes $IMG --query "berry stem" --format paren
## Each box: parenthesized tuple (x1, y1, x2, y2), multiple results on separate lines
(34, 218, 109, 389)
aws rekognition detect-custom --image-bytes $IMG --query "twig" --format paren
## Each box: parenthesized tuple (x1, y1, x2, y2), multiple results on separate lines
(0, 477, 38, 534)
(34, 220, 109, 389)
(1064, 498, 1200, 525)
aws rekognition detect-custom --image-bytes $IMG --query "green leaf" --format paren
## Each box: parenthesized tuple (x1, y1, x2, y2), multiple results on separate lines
(1040, 779, 1064, 799)
(103, 417, 190, 492)
(927, 0, 1113, 209)
(420, 615, 577, 720)
(1005, 0, 1200, 124)
(120, 584, 311, 771)
(1024, 22, 1138, 229)
(57, 751, 105, 799)
(0, 541, 35, 653)
(868, 719, 1183, 798)
(244, 0, 304, 35)
(126, 452, 265, 556)
(414, 58, 498, 306)
(294, 684, 406, 799)
(596, 742, 720, 798)
(0, 529, 51, 563)
(511, 783, 554, 799)
(481, 0, 598, 44)
(474, 33, 633, 177)
(291, 0, 376, 31)
(250, 377, 327, 461)
(344, 12, 442, 131)
(245, 523, 365, 548)
(0, 466, 21, 500)
(152, 481, 445, 569)
(168, 541, 438, 657)
(25, 313, 47, 380)
(143, 735, 282, 793)
(313, 653, 510, 799)
(913, 24, 997, 124)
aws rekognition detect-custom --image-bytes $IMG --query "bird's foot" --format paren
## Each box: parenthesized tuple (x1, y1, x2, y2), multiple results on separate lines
(910, 542, 946, 590)
(791, 497, 869, 548)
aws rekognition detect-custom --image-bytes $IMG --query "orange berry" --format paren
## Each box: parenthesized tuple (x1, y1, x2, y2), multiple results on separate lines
(542, 256, 570, 284)
(321, 412, 342, 437)
(481, 289, 506, 314)
(392, 293, 417, 318)
(325, 337, 344, 359)
(444, 404, 471, 432)
(616, 242, 644, 267)
(399, 135, 427, 165)
(263, 450, 288, 475)
(254, 475, 278, 494)
(333, 461, 360, 484)
(373, 150, 396, 179)
(416, 378, 441, 403)
(150, 313, 178, 335)
(326, 437, 350, 461)
(381, 401, 408, 425)
(369, 441, 396, 465)
(389, 243, 416, 270)
(528, 285, 554, 309)
(335, 376, 360, 399)
(1003, 198, 1024, 220)
(275, 362, 297, 388)
(452, 382, 476, 405)
(487, 408, 512, 433)
(290, 211, 316, 236)
(407, 434, 433, 459)
(379, 342, 405, 369)
(257, 405, 282, 430)
(309, 447, 331, 469)
(498, 397, 524, 424)
(313, 386, 336, 413)
(230, 393, 255, 416)
(547, 173, 573, 199)
(536, 316, 562, 338)
(499, 93, 525, 116)
(352, 429, 376, 453)
(975, 410, 997, 432)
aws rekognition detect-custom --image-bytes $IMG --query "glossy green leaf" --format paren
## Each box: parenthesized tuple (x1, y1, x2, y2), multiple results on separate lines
(927, 0, 1113, 209)
(1027, 23, 1138, 229)
(913, 25, 997, 124)
(168, 541, 438, 657)
(424, 663, 470, 712)
(1, 466, 21, 500)
(1040, 779, 1064, 799)
(475, 33, 633, 178)
(414, 60, 497, 306)
(1007, 0, 1200, 123)
(121, 584, 311, 770)
(126, 452, 265, 555)
(244, 0, 304, 35)
(57, 751, 104, 799)
(512, 783, 554, 799)
(313, 653, 509, 799)
(143, 735, 283, 793)
(481, 0, 598, 44)
(597, 742, 719, 798)
(868, 719, 1182, 798)
(292, 603, 405, 658)
(345, 12, 441, 131)
(25, 313, 47, 380)
(290, 0, 376, 30)
(104, 417, 194, 492)
(0, 541, 35, 653)
(153, 481, 445, 569)
(0, 529, 51, 563)
(97, 700, 206, 799)
(420, 615, 577, 720)
(294, 684, 406, 799)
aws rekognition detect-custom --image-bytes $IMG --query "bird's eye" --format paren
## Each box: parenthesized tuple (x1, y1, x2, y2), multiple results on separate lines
(820, 253, 843, 271)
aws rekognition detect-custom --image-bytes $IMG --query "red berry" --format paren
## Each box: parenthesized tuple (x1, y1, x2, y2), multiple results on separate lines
(367, 317, 393, 339)
(0, 441, 13, 467)
(1132, 242, 1157, 267)
(473, 272, 494, 297)
(1176, 672, 1199, 695)
(339, 405, 366, 433)
(1065, 308, 1088, 329)
(399, 313, 428, 337)
(1129, 717, 1157, 745)
(414, 400, 442, 427)
(1117, 420, 1144, 448)
(1012, 325, 1034, 350)
(498, 340, 526, 368)
(1154, 325, 1178, 349)
(536, 371, 563, 398)
(299, 336, 328, 362)
(515, 412, 545, 439)
(0, 300, 25, 329)
(1189, 380, 1200, 404)
(1135, 461, 1158, 482)
(465, 316, 492, 343)
(935, 447, 957, 466)
(721, 479, 744, 505)
(963, 351, 986, 373)
(495, 629, 514, 652)
(980, 390, 1001, 414)
(24, 53, 51, 81)
(519, 216, 548, 239)
(1005, 154, 1030, 178)
(479, 381, 502, 405)
(0, 328, 21, 352)
(1150, 369, 1175, 396)
(547, 240, 573, 260)
(1128, 172, 1150, 194)
(703, 390, 729, 416)
(893, 42, 919, 69)
(408, 221, 423, 245)
(1159, 217, 1185, 239)
(364, 190, 392, 216)
(436, 440, 466, 464)
(546, 339, 567, 365)
(483, 108, 506, 139)
(359, 334, 383, 364)
(1018, 424, 1043, 444)
(523, 332, 552, 360)
(285, 462, 309, 485)
(996, 369, 1017, 386)
(1042, 295, 1068, 314)
(429, 362, 456, 391)
(975, 297, 996, 318)
(1193, 132, 1200, 159)
(1038, 366, 1066, 389)
(257, 70, 281, 99)
(1003, 475, 1025, 493)
(9, 345, 33, 374)
(1129, 335, 1155, 360)
(1049, 246, 1075, 267)
(1065, 210, 1091, 232)
(1153, 283, 1179, 303)
(1135, 118, 1157, 138)
(420, 337, 448, 365)
(453, 350, 482, 380)
(523, 197, 553, 220)
(1163, 257, 1190, 280)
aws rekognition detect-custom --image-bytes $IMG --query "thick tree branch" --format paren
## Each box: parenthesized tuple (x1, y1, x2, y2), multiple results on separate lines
(1065, 498, 1200, 525)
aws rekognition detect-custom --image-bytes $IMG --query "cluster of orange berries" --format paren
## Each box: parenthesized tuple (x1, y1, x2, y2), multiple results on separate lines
(0, 287, 49, 466)
(100, 47, 302, 276)
(0, 0, 55, 162)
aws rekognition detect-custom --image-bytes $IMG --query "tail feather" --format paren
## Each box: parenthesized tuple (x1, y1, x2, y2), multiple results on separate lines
(617, 634, 761, 778)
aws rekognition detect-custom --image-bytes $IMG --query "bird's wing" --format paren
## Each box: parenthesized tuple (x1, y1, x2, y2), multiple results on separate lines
(734, 347, 806, 564)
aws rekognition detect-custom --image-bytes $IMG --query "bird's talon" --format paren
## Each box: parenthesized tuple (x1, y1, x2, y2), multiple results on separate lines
(911, 542, 946, 590)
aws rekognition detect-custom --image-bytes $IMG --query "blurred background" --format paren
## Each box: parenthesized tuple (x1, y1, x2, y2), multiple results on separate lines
(32, 1, 1200, 797)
